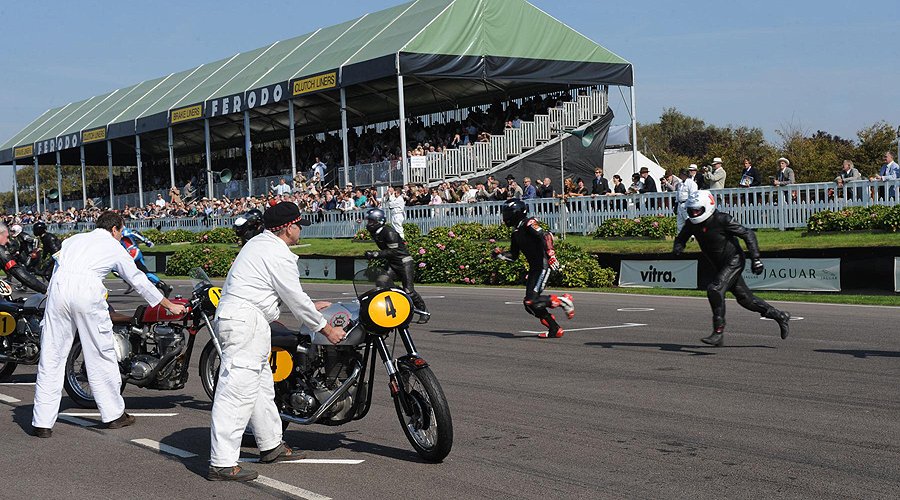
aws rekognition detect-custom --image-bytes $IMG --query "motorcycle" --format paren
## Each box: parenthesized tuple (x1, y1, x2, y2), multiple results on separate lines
(0, 278, 47, 381)
(63, 268, 221, 407)
(197, 266, 453, 462)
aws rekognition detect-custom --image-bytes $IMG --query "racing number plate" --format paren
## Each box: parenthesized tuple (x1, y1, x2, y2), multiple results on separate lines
(207, 287, 222, 307)
(0, 312, 16, 336)
(367, 290, 411, 329)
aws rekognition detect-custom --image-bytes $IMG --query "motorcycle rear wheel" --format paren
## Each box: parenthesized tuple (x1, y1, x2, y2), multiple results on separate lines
(393, 365, 453, 462)
(0, 361, 17, 381)
(63, 340, 125, 409)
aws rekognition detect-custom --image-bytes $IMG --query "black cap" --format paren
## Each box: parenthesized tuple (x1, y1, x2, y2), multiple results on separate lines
(506, 174, 515, 180)
(263, 202, 311, 230)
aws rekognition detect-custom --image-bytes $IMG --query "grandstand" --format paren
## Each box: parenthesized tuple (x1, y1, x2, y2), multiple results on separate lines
(0, 0, 635, 214)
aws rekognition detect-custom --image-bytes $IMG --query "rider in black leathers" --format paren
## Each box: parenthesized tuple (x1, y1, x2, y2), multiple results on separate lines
(32, 222, 61, 281)
(493, 199, 574, 338)
(363, 208, 430, 321)
(673, 190, 790, 346)
(0, 224, 47, 294)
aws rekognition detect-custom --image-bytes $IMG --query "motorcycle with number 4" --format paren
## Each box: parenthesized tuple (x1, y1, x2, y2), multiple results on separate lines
(198, 266, 453, 462)
(63, 268, 222, 407)
(0, 279, 46, 380)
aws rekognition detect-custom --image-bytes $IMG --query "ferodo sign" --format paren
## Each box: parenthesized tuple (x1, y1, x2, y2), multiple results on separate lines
(619, 260, 698, 289)
(741, 258, 840, 291)
(291, 72, 336, 97)
(206, 82, 286, 118)
(34, 132, 80, 155)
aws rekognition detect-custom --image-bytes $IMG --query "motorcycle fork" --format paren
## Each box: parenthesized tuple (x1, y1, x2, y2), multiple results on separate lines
(374, 328, 426, 416)
(200, 312, 223, 357)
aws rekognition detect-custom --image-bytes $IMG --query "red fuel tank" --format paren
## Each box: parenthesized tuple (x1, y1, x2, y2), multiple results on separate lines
(141, 297, 189, 323)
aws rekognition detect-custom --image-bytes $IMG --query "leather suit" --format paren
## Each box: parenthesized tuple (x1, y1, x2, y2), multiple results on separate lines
(499, 217, 560, 334)
(37, 232, 62, 280)
(369, 225, 427, 313)
(0, 243, 47, 294)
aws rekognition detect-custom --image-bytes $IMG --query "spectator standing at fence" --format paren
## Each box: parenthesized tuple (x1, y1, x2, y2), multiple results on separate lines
(773, 157, 795, 186)
(627, 173, 643, 194)
(608, 175, 626, 195)
(661, 169, 681, 193)
(675, 168, 698, 233)
(154, 194, 166, 208)
(507, 177, 524, 199)
(739, 159, 760, 187)
(638, 167, 657, 193)
(522, 177, 538, 200)
(835, 160, 861, 184)
(872, 151, 900, 199)
(591, 168, 610, 195)
(704, 158, 727, 189)
(540, 177, 556, 198)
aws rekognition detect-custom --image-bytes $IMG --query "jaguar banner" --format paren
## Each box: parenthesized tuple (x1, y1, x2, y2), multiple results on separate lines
(741, 258, 841, 292)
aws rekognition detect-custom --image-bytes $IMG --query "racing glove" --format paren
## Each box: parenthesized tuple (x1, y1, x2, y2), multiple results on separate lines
(492, 248, 514, 262)
(546, 249, 560, 271)
(751, 258, 764, 275)
(364, 250, 379, 259)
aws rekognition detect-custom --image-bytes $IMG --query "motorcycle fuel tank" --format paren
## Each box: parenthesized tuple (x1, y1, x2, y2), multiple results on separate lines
(300, 302, 364, 346)
(141, 297, 189, 323)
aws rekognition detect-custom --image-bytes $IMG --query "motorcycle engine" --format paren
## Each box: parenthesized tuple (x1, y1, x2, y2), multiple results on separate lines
(150, 324, 184, 356)
(290, 347, 362, 421)
(112, 326, 132, 362)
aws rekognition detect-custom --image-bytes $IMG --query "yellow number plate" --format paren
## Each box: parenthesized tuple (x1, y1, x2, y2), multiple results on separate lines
(367, 290, 411, 329)
(207, 287, 222, 307)
(0, 312, 16, 336)
(268, 347, 293, 382)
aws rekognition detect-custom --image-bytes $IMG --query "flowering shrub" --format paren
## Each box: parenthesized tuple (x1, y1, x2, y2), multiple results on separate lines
(806, 205, 896, 233)
(142, 228, 195, 245)
(195, 226, 238, 244)
(592, 216, 676, 238)
(165, 245, 237, 277)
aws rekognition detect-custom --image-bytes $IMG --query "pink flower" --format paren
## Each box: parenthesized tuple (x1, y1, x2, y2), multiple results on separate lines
(463, 277, 471, 283)
(489, 238, 496, 243)
(448, 231, 456, 238)
(652, 221, 659, 228)
(418, 262, 426, 268)
(436, 243, 446, 250)
(470, 280, 476, 285)
(459, 265, 465, 269)
(418, 248, 426, 254)
(634, 218, 641, 223)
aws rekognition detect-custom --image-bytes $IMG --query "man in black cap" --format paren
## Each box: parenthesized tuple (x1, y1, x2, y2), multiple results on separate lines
(208, 201, 347, 481)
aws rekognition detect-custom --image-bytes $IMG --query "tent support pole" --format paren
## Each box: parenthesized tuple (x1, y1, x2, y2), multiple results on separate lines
(167, 126, 176, 193)
(397, 74, 408, 186)
(79, 146, 86, 208)
(12, 160, 18, 214)
(56, 151, 62, 211)
(107, 140, 115, 209)
(34, 156, 40, 214)
(204, 119, 213, 199)
(340, 88, 350, 187)
(288, 99, 297, 184)
(244, 110, 253, 197)
(630, 84, 638, 175)
(136, 135, 144, 208)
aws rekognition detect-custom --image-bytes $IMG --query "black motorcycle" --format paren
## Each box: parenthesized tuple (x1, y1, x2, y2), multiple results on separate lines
(0, 279, 46, 380)
(198, 267, 453, 462)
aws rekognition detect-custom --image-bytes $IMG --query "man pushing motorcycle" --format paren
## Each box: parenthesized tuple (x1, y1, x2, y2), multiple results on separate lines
(208, 201, 346, 482)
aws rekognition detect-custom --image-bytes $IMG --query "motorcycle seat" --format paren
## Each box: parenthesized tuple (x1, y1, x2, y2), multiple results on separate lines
(270, 321, 300, 350)
(109, 311, 134, 324)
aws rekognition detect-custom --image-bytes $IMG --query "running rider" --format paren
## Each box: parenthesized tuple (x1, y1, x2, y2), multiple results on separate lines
(120, 228, 172, 297)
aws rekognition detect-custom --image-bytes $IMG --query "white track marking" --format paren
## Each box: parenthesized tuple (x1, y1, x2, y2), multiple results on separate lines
(241, 458, 364, 464)
(520, 323, 647, 334)
(0, 382, 35, 385)
(255, 475, 331, 500)
(761, 316, 804, 321)
(131, 438, 197, 458)
(61, 412, 178, 417)
(58, 415, 97, 427)
(0, 393, 20, 403)
(617, 307, 655, 312)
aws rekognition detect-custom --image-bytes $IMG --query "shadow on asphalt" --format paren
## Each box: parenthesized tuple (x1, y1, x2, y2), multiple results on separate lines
(584, 341, 776, 356)
(283, 428, 425, 463)
(122, 394, 212, 412)
(12, 405, 34, 435)
(814, 349, 900, 359)
(161, 427, 215, 478)
(432, 329, 535, 340)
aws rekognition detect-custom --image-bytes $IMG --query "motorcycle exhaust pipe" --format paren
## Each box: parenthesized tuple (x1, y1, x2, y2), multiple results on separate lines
(125, 342, 188, 388)
(279, 362, 362, 425)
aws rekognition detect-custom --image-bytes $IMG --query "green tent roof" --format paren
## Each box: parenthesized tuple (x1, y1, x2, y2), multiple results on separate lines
(1, 0, 631, 162)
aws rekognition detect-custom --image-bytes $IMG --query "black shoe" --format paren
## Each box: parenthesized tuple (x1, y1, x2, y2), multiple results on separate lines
(259, 443, 307, 463)
(107, 412, 136, 429)
(207, 465, 259, 482)
(413, 309, 431, 324)
(775, 311, 791, 339)
(32, 427, 52, 438)
(700, 332, 724, 347)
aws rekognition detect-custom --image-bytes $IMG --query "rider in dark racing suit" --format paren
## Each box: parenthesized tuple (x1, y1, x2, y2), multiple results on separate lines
(673, 190, 791, 346)
(0, 223, 47, 294)
(32, 222, 61, 281)
(493, 199, 574, 338)
(363, 208, 430, 321)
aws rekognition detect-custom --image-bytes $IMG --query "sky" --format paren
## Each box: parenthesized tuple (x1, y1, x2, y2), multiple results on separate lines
(1, 0, 897, 189)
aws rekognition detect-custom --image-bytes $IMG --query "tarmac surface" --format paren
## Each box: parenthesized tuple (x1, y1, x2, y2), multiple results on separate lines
(1, 280, 898, 499)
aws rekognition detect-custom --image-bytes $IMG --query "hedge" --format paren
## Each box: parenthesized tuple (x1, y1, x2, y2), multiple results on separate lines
(592, 216, 676, 238)
(165, 245, 238, 277)
(806, 205, 900, 233)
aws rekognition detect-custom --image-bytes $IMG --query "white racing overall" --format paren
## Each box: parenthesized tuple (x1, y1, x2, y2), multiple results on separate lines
(32, 229, 163, 428)
(209, 230, 327, 468)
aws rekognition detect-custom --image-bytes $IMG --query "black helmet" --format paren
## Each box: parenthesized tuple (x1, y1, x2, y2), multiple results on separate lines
(234, 209, 264, 244)
(365, 208, 386, 233)
(33, 221, 47, 236)
(501, 199, 528, 227)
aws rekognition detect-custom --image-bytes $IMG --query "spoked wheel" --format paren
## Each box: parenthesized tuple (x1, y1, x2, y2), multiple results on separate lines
(0, 361, 18, 381)
(63, 340, 125, 408)
(393, 365, 453, 462)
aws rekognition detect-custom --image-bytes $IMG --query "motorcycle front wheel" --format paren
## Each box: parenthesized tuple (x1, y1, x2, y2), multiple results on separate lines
(393, 365, 453, 462)
(0, 361, 17, 381)
(198, 340, 219, 401)
(63, 340, 125, 408)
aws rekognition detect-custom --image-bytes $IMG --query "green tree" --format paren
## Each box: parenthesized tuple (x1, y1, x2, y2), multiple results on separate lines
(854, 121, 897, 176)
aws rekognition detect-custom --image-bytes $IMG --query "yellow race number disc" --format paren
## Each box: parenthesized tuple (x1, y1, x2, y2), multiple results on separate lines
(268, 347, 293, 382)
(0, 312, 16, 336)
(367, 290, 411, 329)
(207, 287, 222, 307)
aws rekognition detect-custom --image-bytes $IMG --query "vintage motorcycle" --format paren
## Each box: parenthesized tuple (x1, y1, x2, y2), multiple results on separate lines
(198, 267, 453, 462)
(63, 268, 221, 407)
(0, 279, 47, 380)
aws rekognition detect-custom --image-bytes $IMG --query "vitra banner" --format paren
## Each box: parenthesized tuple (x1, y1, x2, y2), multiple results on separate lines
(618, 260, 697, 289)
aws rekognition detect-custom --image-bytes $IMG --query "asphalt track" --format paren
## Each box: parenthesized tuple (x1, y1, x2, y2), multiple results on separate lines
(1, 280, 898, 499)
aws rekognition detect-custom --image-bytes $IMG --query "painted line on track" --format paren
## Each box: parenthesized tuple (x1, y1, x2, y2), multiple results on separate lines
(761, 316, 804, 321)
(617, 307, 655, 312)
(254, 475, 331, 500)
(520, 323, 647, 334)
(58, 415, 97, 427)
(61, 412, 179, 417)
(0, 393, 21, 403)
(241, 458, 364, 464)
(0, 382, 35, 385)
(131, 438, 198, 458)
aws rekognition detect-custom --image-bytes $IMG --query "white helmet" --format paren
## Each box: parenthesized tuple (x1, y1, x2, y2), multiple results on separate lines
(686, 190, 716, 224)
(9, 224, 23, 237)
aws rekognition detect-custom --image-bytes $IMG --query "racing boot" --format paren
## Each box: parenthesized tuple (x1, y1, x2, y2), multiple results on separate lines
(207, 465, 258, 482)
(260, 443, 308, 463)
(701, 326, 724, 347)
(767, 310, 791, 339)
(538, 316, 563, 338)
(550, 294, 575, 320)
